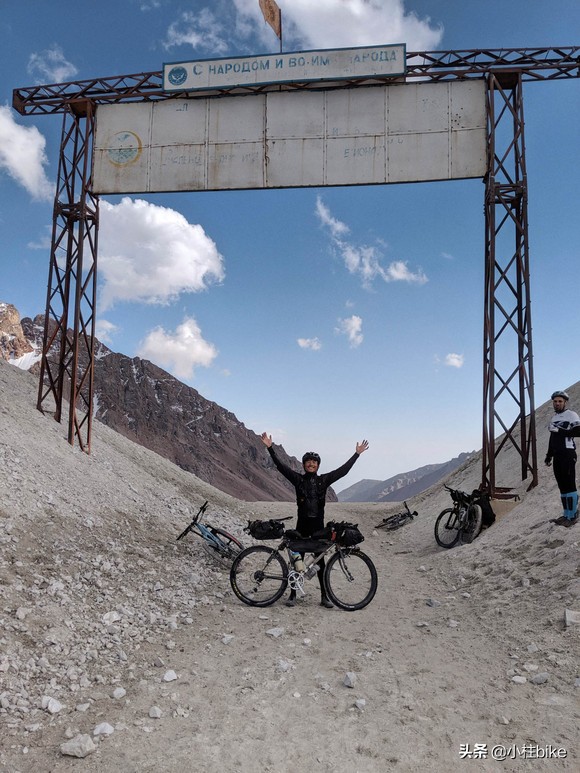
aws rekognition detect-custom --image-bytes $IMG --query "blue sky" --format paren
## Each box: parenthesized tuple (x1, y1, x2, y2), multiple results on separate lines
(1, 1, 578, 492)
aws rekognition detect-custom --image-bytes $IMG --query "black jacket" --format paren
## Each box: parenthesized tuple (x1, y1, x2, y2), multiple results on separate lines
(267, 445, 360, 536)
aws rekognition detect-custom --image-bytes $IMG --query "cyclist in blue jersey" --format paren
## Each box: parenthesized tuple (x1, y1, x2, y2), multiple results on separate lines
(261, 433, 369, 607)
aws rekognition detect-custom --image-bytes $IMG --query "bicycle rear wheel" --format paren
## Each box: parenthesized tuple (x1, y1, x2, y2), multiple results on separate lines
(202, 527, 243, 567)
(229, 546, 288, 607)
(434, 508, 462, 548)
(323, 549, 377, 611)
(461, 504, 483, 544)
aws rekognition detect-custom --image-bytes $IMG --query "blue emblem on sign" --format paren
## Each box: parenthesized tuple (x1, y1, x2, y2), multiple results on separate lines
(106, 131, 142, 166)
(168, 66, 187, 86)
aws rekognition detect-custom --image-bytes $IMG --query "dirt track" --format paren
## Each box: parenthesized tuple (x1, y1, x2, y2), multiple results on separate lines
(1, 360, 578, 772)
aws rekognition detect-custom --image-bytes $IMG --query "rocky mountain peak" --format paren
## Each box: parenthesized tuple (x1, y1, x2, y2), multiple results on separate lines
(0, 302, 34, 361)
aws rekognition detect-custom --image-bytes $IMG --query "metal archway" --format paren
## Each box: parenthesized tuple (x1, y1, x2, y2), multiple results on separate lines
(13, 47, 580, 493)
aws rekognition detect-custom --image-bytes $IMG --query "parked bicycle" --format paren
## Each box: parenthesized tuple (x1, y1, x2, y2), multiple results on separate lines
(176, 501, 244, 567)
(375, 501, 418, 531)
(229, 518, 378, 611)
(434, 485, 483, 548)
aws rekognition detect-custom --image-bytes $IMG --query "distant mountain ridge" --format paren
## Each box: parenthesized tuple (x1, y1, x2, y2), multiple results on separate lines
(337, 452, 474, 502)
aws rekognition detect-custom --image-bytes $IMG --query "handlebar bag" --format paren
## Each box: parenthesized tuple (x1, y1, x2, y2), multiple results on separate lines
(327, 521, 364, 546)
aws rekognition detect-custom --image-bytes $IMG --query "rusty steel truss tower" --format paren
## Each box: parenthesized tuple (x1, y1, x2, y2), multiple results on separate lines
(12, 47, 580, 494)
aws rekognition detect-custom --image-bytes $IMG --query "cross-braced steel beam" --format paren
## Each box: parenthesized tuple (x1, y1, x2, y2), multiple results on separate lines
(482, 73, 537, 495)
(12, 47, 579, 116)
(37, 102, 99, 452)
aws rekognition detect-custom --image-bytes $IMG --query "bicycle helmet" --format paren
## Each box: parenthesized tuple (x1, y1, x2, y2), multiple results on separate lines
(302, 451, 321, 465)
(551, 390, 569, 401)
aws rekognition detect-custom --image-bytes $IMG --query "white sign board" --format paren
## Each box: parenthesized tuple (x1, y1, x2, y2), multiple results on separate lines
(163, 45, 405, 92)
(92, 80, 486, 194)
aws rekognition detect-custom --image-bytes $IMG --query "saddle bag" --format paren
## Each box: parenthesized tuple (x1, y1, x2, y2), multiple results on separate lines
(246, 519, 285, 540)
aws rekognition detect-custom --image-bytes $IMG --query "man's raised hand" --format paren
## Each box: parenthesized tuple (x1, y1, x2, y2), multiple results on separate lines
(356, 439, 369, 455)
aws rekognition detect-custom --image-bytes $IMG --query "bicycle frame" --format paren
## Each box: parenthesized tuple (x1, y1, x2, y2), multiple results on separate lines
(282, 538, 361, 599)
(445, 487, 471, 528)
(195, 521, 225, 549)
(176, 501, 243, 564)
(376, 500, 418, 529)
(285, 543, 331, 595)
(176, 500, 209, 541)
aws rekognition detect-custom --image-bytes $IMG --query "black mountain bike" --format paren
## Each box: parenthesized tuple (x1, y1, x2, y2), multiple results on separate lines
(176, 501, 244, 567)
(434, 485, 483, 548)
(375, 501, 418, 531)
(229, 519, 378, 611)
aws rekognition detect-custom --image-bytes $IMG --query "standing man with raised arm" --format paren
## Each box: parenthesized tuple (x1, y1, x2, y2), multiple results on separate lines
(260, 433, 369, 607)
(546, 390, 580, 527)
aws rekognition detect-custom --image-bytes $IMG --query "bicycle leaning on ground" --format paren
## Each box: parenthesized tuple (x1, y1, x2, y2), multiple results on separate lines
(229, 518, 378, 611)
(434, 485, 483, 549)
(375, 501, 418, 531)
(176, 500, 244, 567)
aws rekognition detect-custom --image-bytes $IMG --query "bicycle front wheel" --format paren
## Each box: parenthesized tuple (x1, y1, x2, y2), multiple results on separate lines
(202, 527, 243, 567)
(434, 507, 461, 548)
(323, 549, 377, 611)
(229, 546, 288, 607)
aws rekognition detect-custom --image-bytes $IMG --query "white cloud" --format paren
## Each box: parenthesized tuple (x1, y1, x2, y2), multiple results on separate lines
(316, 197, 427, 288)
(336, 315, 363, 348)
(0, 106, 53, 201)
(341, 243, 387, 286)
(163, 9, 229, 54)
(162, 2, 443, 70)
(27, 45, 78, 84)
(137, 317, 218, 381)
(315, 196, 350, 239)
(445, 353, 464, 368)
(95, 319, 118, 345)
(298, 337, 322, 351)
(233, 0, 443, 51)
(98, 198, 225, 309)
(384, 260, 427, 284)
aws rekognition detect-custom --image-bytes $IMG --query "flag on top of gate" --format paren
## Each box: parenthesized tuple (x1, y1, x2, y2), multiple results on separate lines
(259, 0, 282, 39)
